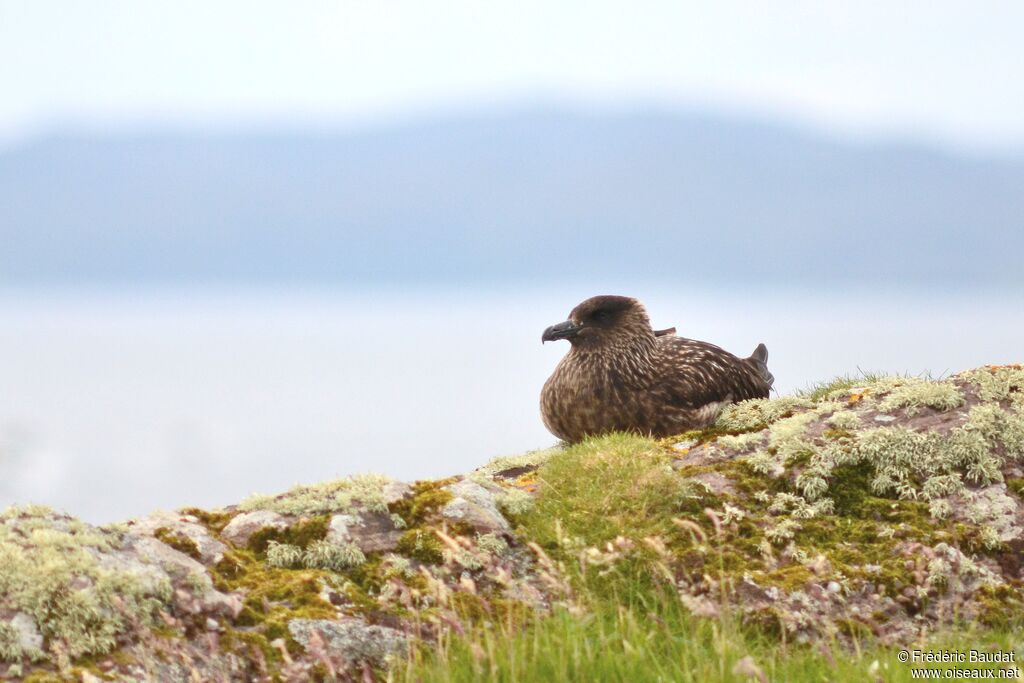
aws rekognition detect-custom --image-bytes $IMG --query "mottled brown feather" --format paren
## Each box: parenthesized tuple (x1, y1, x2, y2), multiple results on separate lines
(540, 295, 772, 442)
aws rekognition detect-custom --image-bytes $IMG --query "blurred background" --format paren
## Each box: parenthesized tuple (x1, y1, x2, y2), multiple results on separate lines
(1, 1, 1021, 522)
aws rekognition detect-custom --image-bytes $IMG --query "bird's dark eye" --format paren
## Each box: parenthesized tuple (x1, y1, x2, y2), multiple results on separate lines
(592, 310, 609, 322)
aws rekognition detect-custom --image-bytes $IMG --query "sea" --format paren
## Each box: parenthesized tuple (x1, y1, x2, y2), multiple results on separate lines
(1, 284, 1021, 523)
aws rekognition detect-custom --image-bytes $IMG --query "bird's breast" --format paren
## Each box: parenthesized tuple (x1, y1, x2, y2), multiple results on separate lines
(540, 355, 648, 442)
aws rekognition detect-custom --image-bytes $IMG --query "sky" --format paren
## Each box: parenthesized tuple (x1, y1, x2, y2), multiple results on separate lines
(2, 1, 1023, 153)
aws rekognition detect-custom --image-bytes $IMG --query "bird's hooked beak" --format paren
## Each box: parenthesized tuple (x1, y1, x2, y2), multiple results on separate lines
(542, 319, 581, 343)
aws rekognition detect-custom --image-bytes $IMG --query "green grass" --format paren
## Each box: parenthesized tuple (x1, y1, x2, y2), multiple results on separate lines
(795, 370, 892, 401)
(399, 590, 1021, 682)
(397, 431, 1024, 682)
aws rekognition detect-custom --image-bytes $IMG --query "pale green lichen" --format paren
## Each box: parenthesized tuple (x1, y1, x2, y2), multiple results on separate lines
(876, 378, 964, 415)
(453, 549, 484, 570)
(721, 503, 746, 525)
(0, 620, 42, 662)
(471, 447, 559, 482)
(266, 541, 306, 569)
(727, 368, 1024, 562)
(476, 533, 509, 557)
(777, 401, 1022, 516)
(303, 539, 366, 571)
(714, 431, 766, 451)
(768, 411, 819, 462)
(960, 403, 1024, 456)
(240, 473, 392, 516)
(962, 366, 1024, 405)
(716, 396, 814, 432)
(765, 518, 801, 544)
(0, 506, 172, 663)
(766, 492, 834, 519)
(496, 488, 534, 516)
(744, 411, 818, 476)
(826, 410, 862, 430)
(266, 539, 366, 570)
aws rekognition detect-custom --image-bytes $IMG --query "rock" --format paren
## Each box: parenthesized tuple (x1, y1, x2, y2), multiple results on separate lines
(120, 536, 242, 619)
(688, 471, 736, 496)
(7, 612, 43, 656)
(382, 481, 412, 503)
(327, 512, 402, 553)
(130, 510, 228, 565)
(441, 479, 510, 534)
(287, 618, 407, 665)
(949, 484, 1021, 542)
(220, 509, 290, 546)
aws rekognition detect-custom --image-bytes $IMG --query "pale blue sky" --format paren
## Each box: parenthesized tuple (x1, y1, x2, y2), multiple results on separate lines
(2, 1, 1023, 151)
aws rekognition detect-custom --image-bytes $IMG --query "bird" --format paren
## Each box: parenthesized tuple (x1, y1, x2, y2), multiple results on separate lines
(540, 295, 773, 443)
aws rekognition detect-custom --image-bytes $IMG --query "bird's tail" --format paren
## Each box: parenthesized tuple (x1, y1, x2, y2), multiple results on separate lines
(748, 343, 774, 387)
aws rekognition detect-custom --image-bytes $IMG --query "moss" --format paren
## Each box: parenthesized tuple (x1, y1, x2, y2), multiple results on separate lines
(975, 584, 1024, 627)
(396, 529, 445, 564)
(387, 479, 456, 527)
(226, 556, 334, 626)
(827, 463, 875, 515)
(1007, 478, 1024, 498)
(449, 591, 490, 621)
(341, 555, 389, 594)
(152, 526, 202, 560)
(757, 565, 814, 592)
(21, 673, 66, 683)
(220, 628, 282, 666)
(247, 515, 329, 555)
(179, 507, 235, 535)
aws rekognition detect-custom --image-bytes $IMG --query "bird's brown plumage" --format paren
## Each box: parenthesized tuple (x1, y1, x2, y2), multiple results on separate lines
(540, 295, 773, 442)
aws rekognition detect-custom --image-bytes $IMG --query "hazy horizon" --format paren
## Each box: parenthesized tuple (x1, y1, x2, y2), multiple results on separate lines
(3, 107, 1022, 288)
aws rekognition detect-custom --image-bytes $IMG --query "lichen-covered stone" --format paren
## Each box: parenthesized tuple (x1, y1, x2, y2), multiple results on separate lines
(129, 509, 228, 564)
(327, 511, 403, 553)
(441, 480, 511, 533)
(287, 617, 408, 665)
(220, 509, 290, 546)
(1, 613, 43, 661)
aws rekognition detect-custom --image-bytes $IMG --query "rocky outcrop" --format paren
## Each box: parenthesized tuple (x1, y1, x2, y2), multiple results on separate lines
(1, 365, 1022, 681)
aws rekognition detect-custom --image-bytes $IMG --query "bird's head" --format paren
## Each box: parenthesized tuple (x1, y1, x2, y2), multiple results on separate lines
(542, 295, 654, 350)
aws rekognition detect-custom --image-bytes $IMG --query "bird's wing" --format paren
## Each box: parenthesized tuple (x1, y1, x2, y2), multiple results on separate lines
(651, 337, 770, 409)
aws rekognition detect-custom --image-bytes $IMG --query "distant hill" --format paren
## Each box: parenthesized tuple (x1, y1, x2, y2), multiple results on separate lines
(1, 109, 1022, 285)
